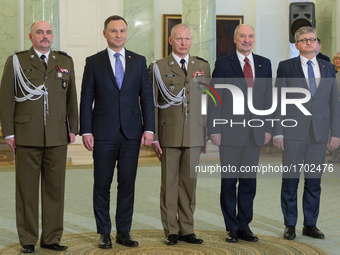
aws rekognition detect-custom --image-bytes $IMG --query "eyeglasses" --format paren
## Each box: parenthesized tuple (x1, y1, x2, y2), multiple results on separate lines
(297, 38, 316, 44)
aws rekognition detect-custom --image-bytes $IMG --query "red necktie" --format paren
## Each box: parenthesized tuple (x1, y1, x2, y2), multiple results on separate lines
(243, 57, 254, 88)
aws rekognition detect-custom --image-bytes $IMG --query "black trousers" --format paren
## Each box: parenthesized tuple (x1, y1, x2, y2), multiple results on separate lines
(281, 126, 326, 227)
(92, 130, 141, 234)
(219, 130, 260, 231)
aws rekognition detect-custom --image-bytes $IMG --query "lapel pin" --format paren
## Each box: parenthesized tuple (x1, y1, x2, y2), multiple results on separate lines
(52, 55, 56, 59)
(259, 65, 262, 67)
(171, 61, 174, 65)
(191, 61, 194, 64)
(129, 56, 131, 58)
(31, 55, 34, 58)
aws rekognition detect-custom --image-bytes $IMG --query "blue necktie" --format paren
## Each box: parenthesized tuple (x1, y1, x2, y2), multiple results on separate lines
(114, 53, 124, 89)
(307, 60, 317, 96)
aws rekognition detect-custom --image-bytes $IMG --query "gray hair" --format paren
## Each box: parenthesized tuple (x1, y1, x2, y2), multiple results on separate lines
(234, 24, 255, 37)
(294, 26, 317, 42)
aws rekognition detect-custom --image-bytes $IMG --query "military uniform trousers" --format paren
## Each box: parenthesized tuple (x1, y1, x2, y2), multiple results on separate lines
(15, 145, 67, 246)
(160, 146, 201, 236)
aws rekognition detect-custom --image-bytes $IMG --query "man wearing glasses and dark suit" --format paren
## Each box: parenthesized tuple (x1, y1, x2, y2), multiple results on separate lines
(273, 26, 340, 241)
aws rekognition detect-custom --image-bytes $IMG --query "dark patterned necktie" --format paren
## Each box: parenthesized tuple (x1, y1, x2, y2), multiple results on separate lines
(180, 59, 187, 76)
(40, 55, 47, 70)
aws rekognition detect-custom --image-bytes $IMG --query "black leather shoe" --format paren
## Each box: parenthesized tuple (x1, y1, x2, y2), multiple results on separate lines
(284, 226, 296, 240)
(21, 245, 34, 253)
(165, 234, 178, 245)
(40, 243, 68, 251)
(226, 231, 238, 243)
(302, 225, 325, 239)
(178, 234, 203, 244)
(116, 233, 138, 247)
(238, 229, 259, 242)
(98, 234, 112, 249)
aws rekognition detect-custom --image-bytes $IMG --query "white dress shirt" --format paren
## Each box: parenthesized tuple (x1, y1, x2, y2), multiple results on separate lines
(107, 47, 126, 74)
(300, 55, 321, 88)
(236, 50, 255, 79)
(172, 52, 189, 70)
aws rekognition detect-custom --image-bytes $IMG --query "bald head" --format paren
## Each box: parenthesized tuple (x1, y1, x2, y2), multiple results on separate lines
(29, 20, 54, 54)
(169, 23, 192, 58)
(170, 24, 191, 37)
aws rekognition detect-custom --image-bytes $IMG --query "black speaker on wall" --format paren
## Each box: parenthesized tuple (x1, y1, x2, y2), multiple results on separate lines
(289, 2, 315, 43)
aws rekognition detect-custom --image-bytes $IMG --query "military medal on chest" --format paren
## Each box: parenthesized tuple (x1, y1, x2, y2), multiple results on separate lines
(56, 65, 69, 89)
(62, 80, 67, 89)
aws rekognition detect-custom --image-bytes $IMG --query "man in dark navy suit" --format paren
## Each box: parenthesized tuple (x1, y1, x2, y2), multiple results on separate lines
(208, 24, 272, 243)
(80, 15, 154, 249)
(273, 26, 340, 240)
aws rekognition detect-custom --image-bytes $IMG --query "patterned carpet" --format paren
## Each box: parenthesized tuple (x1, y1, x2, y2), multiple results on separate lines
(0, 230, 327, 254)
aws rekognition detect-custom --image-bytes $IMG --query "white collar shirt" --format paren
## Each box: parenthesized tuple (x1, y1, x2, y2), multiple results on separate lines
(300, 55, 321, 88)
(236, 50, 255, 79)
(107, 47, 126, 75)
(172, 52, 189, 70)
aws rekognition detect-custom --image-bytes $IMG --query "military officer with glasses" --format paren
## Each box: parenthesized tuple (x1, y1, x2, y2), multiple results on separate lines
(273, 26, 340, 241)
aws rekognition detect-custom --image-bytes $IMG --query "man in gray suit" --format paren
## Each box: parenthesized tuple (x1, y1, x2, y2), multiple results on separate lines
(150, 24, 210, 245)
(273, 26, 340, 240)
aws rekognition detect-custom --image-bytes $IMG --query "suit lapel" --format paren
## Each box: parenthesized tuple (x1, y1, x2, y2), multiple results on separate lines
(253, 54, 265, 78)
(187, 56, 197, 80)
(100, 49, 119, 90)
(230, 52, 248, 89)
(46, 51, 58, 74)
(168, 54, 186, 79)
(315, 57, 328, 95)
(121, 49, 133, 91)
(28, 47, 46, 74)
(294, 56, 309, 90)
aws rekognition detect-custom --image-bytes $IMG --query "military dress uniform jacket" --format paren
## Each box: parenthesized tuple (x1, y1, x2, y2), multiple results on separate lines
(0, 47, 78, 146)
(151, 54, 210, 148)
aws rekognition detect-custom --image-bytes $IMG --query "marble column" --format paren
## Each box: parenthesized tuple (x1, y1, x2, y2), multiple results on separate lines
(315, 0, 333, 60)
(24, 0, 59, 50)
(182, 0, 216, 68)
(332, 0, 340, 55)
(124, 0, 154, 66)
(0, 0, 18, 78)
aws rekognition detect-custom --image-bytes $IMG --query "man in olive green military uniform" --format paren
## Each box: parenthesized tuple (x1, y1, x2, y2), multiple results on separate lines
(150, 24, 210, 245)
(0, 21, 78, 253)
